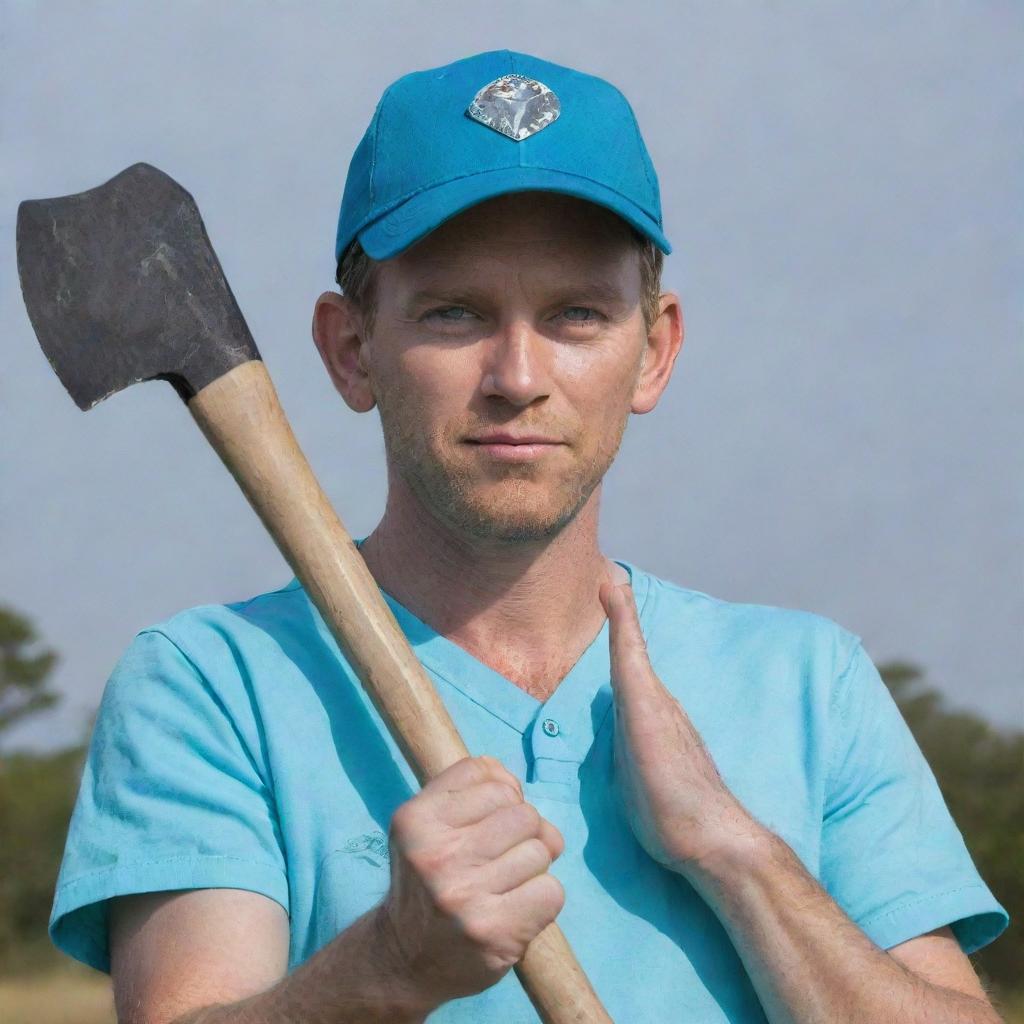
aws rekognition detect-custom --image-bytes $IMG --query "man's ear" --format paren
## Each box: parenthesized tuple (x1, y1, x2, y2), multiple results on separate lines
(631, 290, 684, 415)
(311, 291, 376, 412)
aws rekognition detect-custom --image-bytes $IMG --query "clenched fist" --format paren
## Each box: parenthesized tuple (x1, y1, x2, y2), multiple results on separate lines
(374, 755, 565, 1010)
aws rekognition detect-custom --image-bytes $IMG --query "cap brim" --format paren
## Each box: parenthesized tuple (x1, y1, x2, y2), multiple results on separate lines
(354, 166, 672, 260)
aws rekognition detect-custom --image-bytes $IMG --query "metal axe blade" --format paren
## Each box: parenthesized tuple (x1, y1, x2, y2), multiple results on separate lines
(16, 162, 259, 409)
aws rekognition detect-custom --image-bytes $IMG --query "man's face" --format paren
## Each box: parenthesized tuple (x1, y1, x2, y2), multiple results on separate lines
(338, 193, 671, 544)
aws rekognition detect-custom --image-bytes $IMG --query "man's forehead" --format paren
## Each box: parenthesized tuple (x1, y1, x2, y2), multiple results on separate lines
(403, 243, 634, 276)
(386, 248, 639, 302)
(400, 274, 634, 308)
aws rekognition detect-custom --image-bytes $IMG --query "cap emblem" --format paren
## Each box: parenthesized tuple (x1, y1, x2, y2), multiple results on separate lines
(466, 74, 560, 141)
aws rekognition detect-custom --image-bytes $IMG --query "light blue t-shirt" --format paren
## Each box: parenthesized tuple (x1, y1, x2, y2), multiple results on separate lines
(50, 544, 1009, 1021)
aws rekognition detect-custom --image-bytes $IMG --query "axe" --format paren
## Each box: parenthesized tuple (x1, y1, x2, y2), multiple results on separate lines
(16, 163, 612, 1024)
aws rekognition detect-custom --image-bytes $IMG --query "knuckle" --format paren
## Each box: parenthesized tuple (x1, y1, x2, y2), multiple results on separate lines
(433, 883, 470, 918)
(440, 755, 485, 789)
(479, 780, 521, 808)
(474, 754, 502, 779)
(454, 754, 479, 773)
(406, 842, 449, 880)
(543, 816, 564, 841)
(516, 802, 542, 832)
(389, 802, 418, 843)
(460, 914, 495, 950)
(498, 781, 523, 805)
(523, 837, 552, 870)
(547, 825, 565, 858)
(475, 755, 521, 792)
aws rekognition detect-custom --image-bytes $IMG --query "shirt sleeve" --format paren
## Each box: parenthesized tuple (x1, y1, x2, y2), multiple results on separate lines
(49, 627, 290, 974)
(820, 638, 1009, 954)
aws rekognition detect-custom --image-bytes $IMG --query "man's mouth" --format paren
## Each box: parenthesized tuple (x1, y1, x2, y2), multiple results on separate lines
(465, 435, 564, 462)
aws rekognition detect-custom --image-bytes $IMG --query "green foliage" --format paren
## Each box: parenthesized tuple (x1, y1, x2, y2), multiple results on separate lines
(0, 605, 61, 743)
(0, 745, 87, 973)
(880, 659, 1023, 989)
(0, 606, 83, 972)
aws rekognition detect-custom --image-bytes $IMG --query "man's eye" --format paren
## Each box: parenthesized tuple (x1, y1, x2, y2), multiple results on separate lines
(428, 306, 476, 322)
(424, 305, 600, 325)
(559, 306, 601, 324)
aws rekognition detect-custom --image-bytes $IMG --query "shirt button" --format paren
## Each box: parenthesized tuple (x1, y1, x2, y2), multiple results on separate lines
(542, 718, 560, 737)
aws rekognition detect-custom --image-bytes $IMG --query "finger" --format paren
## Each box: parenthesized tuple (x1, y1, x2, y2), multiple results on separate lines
(435, 779, 524, 829)
(463, 800, 546, 861)
(423, 755, 522, 800)
(496, 872, 566, 939)
(476, 837, 553, 895)
(538, 816, 565, 861)
(600, 581, 655, 693)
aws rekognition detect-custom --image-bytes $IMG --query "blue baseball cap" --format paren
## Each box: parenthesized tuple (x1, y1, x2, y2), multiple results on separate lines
(334, 48, 672, 263)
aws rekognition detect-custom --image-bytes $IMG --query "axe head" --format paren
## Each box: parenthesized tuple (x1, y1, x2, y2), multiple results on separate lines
(16, 162, 260, 409)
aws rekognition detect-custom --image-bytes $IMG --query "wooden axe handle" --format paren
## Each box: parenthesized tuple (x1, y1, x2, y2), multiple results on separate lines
(188, 359, 613, 1024)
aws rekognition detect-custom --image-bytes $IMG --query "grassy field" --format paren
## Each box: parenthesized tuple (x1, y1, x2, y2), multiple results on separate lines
(0, 963, 115, 1024)
(3, 961, 1023, 1023)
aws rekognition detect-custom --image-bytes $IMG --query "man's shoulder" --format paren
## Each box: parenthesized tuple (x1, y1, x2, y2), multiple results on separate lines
(133, 575, 315, 661)
(637, 563, 861, 675)
(93, 578, 319, 732)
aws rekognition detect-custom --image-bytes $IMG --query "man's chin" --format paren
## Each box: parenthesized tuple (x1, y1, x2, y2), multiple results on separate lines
(454, 517, 570, 544)
(396, 455, 598, 542)
(445, 495, 587, 544)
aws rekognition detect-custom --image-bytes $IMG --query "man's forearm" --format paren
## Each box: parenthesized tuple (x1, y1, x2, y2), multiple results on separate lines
(684, 829, 1002, 1024)
(172, 905, 437, 1024)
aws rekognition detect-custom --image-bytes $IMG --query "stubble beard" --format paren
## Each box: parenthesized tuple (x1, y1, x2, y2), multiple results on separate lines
(374, 386, 632, 544)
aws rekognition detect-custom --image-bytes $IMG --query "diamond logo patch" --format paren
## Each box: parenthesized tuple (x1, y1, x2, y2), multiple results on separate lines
(466, 74, 560, 141)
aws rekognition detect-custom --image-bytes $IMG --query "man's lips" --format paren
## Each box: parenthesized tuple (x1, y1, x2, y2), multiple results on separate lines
(465, 435, 565, 462)
(467, 433, 562, 444)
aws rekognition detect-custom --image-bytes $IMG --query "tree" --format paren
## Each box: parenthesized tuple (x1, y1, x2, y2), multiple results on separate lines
(0, 605, 80, 972)
(0, 605, 60, 744)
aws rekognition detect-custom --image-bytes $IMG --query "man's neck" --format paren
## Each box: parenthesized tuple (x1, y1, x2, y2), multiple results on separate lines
(356, 489, 626, 700)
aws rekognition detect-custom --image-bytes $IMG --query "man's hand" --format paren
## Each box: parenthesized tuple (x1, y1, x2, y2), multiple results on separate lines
(376, 755, 566, 1012)
(598, 578, 1004, 1024)
(598, 577, 767, 875)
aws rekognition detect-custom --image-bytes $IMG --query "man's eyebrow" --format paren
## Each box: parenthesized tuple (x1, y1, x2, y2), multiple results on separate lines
(405, 288, 478, 307)
(404, 280, 632, 308)
(546, 280, 632, 305)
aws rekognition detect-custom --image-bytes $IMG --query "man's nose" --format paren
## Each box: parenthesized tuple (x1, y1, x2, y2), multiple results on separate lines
(479, 320, 551, 407)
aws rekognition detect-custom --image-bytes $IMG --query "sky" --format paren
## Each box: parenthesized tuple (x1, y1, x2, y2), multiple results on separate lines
(1, 0, 1021, 752)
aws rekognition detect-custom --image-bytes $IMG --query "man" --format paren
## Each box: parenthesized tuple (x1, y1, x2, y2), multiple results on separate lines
(49, 49, 1008, 1023)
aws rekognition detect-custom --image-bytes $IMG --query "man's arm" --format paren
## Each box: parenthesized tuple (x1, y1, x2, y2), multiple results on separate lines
(110, 755, 565, 1024)
(110, 889, 287, 1024)
(684, 830, 1004, 1024)
(110, 888, 434, 1024)
(889, 925, 994, 1002)
(598, 579, 1006, 1024)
